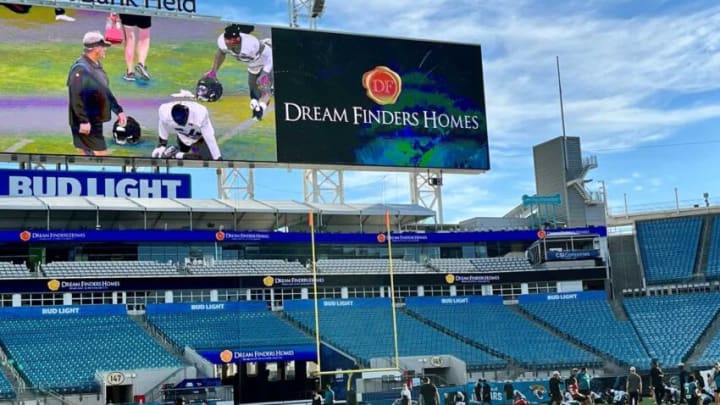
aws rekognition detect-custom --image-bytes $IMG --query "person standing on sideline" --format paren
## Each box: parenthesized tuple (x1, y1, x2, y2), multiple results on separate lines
(549, 371, 563, 405)
(311, 390, 323, 405)
(115, 13, 152, 81)
(482, 379, 492, 405)
(685, 375, 699, 405)
(627, 366, 643, 405)
(651, 360, 665, 405)
(577, 367, 593, 405)
(67, 31, 126, 156)
(419, 377, 439, 405)
(680, 363, 689, 404)
(324, 384, 335, 405)
(504, 381, 514, 405)
(475, 379, 482, 403)
(401, 383, 412, 405)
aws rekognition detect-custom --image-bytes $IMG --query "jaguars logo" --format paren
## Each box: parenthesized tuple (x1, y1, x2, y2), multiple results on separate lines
(530, 385, 546, 399)
(219, 349, 233, 363)
(47, 279, 60, 292)
(263, 276, 274, 287)
(445, 274, 455, 284)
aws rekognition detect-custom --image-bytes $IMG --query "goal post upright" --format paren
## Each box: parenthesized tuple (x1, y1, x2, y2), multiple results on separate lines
(308, 209, 402, 376)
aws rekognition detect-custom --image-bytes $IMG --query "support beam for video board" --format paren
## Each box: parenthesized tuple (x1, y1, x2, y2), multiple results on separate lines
(218, 168, 255, 200)
(288, 0, 323, 29)
(303, 169, 344, 204)
(410, 171, 444, 224)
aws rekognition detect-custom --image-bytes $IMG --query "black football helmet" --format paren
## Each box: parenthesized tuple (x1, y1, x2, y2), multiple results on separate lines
(196, 77, 223, 102)
(112, 116, 141, 145)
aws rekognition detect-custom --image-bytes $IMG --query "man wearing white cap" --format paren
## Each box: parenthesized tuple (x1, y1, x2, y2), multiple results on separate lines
(67, 31, 127, 156)
(627, 366, 642, 405)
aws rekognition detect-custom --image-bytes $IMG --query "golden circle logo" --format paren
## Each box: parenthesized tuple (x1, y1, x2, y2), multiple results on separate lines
(263, 276, 274, 287)
(219, 349, 233, 363)
(19, 231, 31, 242)
(537, 229, 547, 239)
(215, 231, 225, 241)
(376, 233, 386, 243)
(47, 279, 61, 291)
(445, 274, 455, 284)
(362, 66, 402, 105)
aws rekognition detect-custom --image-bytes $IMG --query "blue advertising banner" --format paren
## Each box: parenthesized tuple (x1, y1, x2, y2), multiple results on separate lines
(405, 295, 502, 307)
(0, 226, 606, 244)
(0, 304, 126, 318)
(522, 194, 562, 206)
(546, 249, 600, 261)
(461, 380, 552, 405)
(0, 169, 191, 198)
(146, 301, 267, 314)
(284, 298, 390, 311)
(197, 345, 317, 364)
(518, 291, 606, 304)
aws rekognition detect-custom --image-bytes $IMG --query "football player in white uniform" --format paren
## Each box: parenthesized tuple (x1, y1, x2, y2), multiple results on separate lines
(203, 24, 273, 120)
(152, 101, 221, 160)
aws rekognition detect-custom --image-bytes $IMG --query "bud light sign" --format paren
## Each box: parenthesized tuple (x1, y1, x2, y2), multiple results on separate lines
(0, 169, 191, 198)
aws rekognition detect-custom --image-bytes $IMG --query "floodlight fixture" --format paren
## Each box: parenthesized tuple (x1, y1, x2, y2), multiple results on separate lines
(311, 0, 325, 18)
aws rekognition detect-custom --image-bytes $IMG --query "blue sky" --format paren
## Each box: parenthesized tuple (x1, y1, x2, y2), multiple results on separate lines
(73, 0, 720, 222)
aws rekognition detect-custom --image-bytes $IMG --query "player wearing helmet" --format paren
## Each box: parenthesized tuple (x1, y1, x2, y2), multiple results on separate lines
(153, 101, 221, 161)
(202, 24, 273, 120)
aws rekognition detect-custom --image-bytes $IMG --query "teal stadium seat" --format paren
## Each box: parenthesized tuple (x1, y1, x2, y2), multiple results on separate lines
(624, 292, 720, 366)
(284, 299, 506, 371)
(520, 298, 651, 367)
(636, 217, 702, 284)
(0, 314, 181, 392)
(404, 299, 600, 369)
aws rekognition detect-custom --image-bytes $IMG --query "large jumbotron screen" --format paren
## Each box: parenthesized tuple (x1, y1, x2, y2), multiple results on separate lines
(0, 3, 488, 171)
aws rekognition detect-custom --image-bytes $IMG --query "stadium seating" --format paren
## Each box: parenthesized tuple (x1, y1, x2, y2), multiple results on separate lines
(636, 217, 702, 284)
(147, 306, 314, 350)
(693, 327, 720, 368)
(624, 292, 720, 366)
(405, 299, 601, 369)
(470, 257, 533, 272)
(519, 298, 651, 367)
(41, 260, 179, 277)
(0, 313, 181, 392)
(705, 216, 720, 280)
(428, 257, 532, 273)
(0, 262, 31, 278)
(0, 372, 14, 400)
(315, 259, 431, 274)
(187, 259, 308, 275)
(428, 258, 476, 273)
(283, 300, 507, 370)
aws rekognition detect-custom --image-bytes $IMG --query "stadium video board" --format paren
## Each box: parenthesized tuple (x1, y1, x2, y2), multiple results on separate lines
(0, 3, 488, 172)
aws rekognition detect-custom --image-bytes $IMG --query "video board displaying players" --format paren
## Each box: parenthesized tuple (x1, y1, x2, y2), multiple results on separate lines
(0, 3, 488, 171)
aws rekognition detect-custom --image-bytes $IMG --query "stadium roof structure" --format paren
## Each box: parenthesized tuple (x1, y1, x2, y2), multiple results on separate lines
(0, 197, 436, 232)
